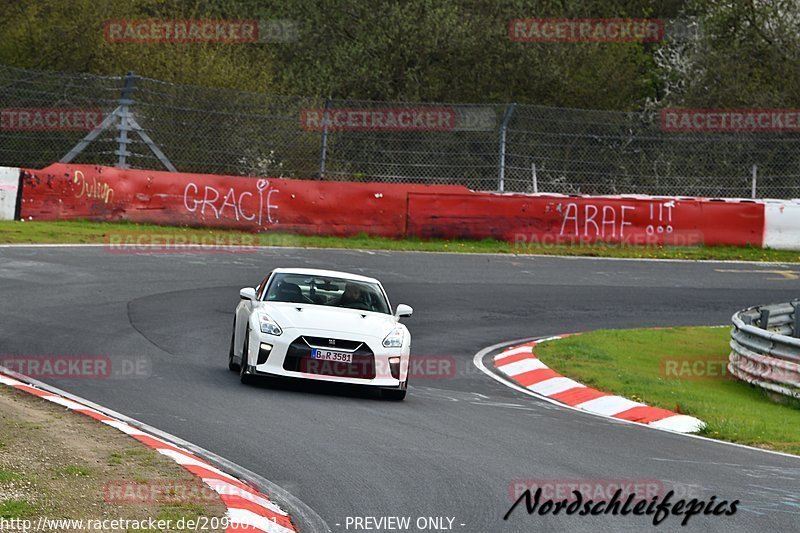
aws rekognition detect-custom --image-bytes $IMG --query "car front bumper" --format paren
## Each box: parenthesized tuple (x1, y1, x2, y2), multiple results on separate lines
(245, 328, 409, 388)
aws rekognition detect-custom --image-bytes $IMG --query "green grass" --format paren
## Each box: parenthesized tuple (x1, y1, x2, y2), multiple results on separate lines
(56, 465, 92, 477)
(156, 503, 210, 529)
(108, 452, 123, 465)
(0, 469, 20, 482)
(1, 220, 799, 262)
(534, 327, 800, 455)
(108, 448, 155, 467)
(0, 499, 33, 518)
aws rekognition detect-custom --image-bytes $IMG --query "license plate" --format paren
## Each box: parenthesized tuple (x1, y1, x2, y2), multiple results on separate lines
(311, 349, 353, 363)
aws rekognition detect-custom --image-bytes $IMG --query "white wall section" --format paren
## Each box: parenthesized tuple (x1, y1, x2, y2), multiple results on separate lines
(0, 166, 21, 220)
(763, 200, 800, 250)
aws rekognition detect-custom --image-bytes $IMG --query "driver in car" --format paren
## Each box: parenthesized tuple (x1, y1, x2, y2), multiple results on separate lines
(339, 282, 369, 309)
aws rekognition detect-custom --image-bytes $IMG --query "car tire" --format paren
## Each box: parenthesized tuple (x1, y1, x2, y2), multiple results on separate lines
(380, 388, 407, 401)
(240, 324, 255, 385)
(228, 318, 240, 372)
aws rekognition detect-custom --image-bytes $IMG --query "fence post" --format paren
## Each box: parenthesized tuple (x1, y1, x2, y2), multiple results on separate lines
(498, 103, 516, 192)
(793, 301, 800, 338)
(115, 72, 138, 169)
(751, 164, 758, 199)
(318, 97, 331, 180)
(759, 307, 771, 330)
(532, 163, 538, 194)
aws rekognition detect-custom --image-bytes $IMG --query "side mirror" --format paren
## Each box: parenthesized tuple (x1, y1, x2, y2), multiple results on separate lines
(395, 304, 413, 318)
(240, 287, 257, 301)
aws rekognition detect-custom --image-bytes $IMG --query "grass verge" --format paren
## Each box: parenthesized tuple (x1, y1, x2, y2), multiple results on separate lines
(1, 219, 800, 262)
(533, 327, 800, 455)
(0, 385, 226, 530)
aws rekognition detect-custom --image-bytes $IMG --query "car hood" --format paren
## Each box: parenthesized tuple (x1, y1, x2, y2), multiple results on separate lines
(258, 302, 398, 339)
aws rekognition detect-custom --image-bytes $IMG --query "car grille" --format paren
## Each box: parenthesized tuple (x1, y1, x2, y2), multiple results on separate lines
(300, 336, 364, 351)
(283, 336, 376, 379)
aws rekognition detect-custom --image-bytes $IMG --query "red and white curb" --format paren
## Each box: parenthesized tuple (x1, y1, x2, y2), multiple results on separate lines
(490, 336, 705, 434)
(0, 371, 297, 533)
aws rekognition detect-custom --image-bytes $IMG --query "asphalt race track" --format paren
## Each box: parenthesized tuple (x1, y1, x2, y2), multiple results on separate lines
(1, 245, 799, 533)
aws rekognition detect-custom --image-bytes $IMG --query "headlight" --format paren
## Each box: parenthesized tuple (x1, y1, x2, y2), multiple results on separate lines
(382, 326, 404, 348)
(259, 314, 282, 336)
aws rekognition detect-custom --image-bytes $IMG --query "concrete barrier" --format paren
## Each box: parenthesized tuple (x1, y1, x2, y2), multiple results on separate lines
(18, 164, 464, 237)
(763, 200, 800, 250)
(0, 166, 20, 221)
(408, 192, 763, 247)
(18, 163, 800, 250)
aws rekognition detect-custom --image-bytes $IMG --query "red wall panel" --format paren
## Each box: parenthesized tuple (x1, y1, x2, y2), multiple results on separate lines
(407, 193, 765, 247)
(18, 164, 466, 237)
(18, 164, 766, 247)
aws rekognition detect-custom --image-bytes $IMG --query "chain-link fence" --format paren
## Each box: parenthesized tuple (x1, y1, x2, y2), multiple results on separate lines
(1, 64, 799, 198)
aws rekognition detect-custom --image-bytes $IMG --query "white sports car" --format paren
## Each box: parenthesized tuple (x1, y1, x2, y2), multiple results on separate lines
(228, 268, 413, 400)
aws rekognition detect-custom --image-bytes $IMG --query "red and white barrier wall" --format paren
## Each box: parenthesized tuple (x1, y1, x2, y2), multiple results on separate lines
(13, 163, 800, 250)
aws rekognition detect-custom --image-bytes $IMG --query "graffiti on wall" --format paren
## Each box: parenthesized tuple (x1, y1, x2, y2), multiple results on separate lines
(183, 178, 279, 226)
(73, 170, 114, 204)
(552, 200, 676, 238)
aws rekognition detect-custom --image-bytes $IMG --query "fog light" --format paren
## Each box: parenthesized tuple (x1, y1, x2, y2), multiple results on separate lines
(257, 343, 273, 365)
(388, 356, 401, 379)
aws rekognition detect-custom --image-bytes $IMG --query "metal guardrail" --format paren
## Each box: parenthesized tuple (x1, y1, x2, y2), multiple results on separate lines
(730, 301, 800, 399)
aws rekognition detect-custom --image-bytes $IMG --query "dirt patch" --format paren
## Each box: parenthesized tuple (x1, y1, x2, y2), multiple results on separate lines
(0, 385, 226, 531)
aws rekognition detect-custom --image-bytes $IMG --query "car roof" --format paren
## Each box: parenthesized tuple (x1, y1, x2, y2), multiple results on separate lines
(271, 268, 381, 284)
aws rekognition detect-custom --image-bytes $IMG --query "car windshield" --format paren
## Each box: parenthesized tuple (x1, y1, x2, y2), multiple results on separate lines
(264, 273, 391, 314)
